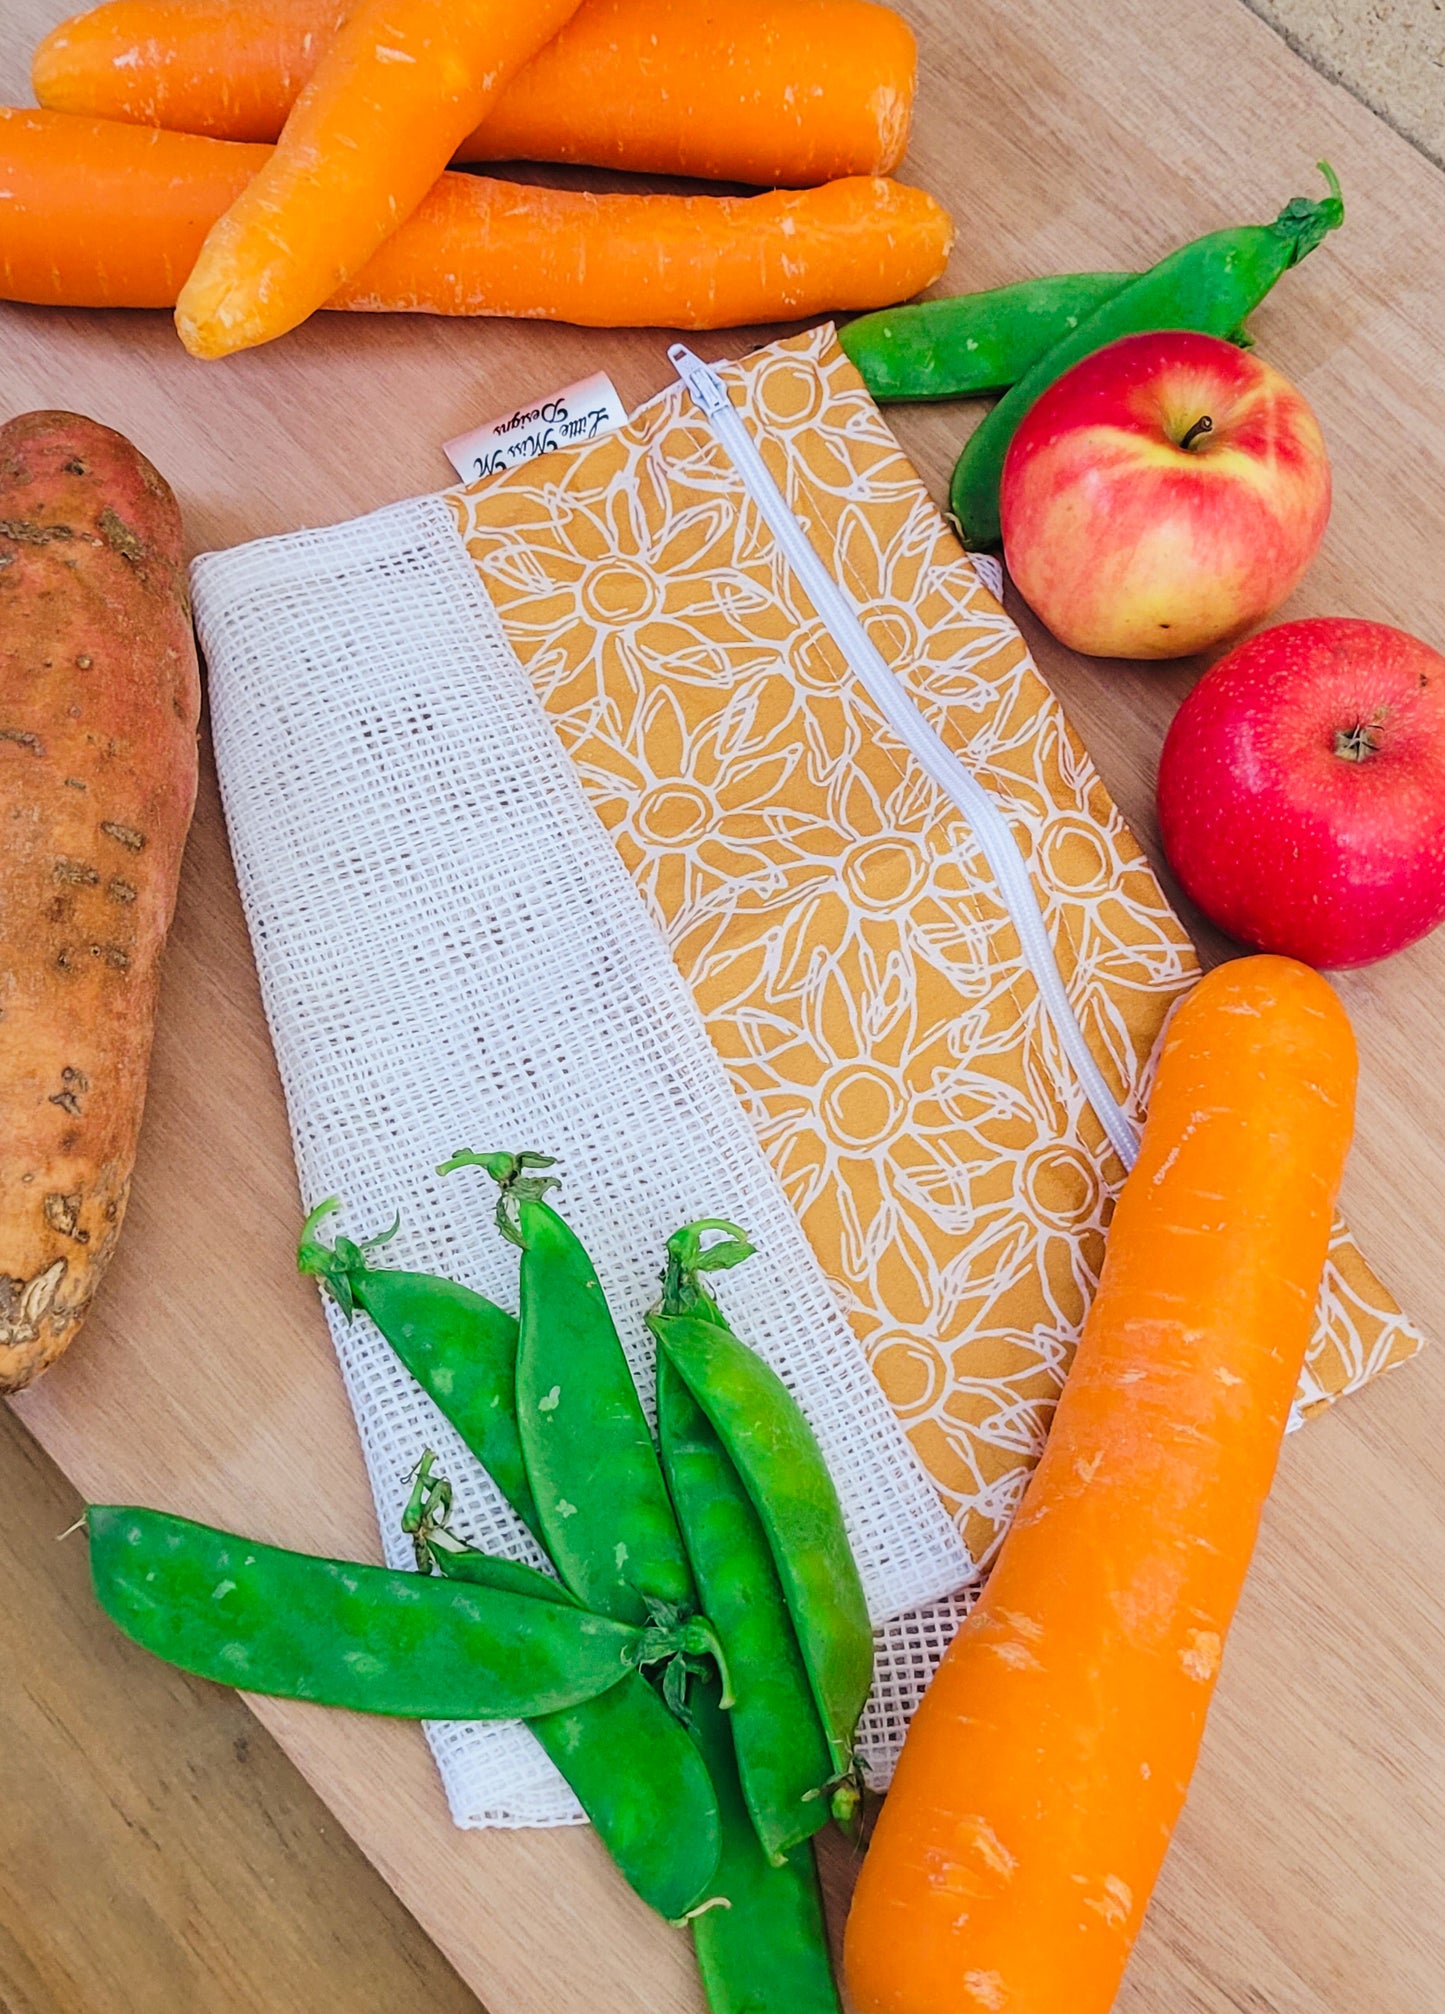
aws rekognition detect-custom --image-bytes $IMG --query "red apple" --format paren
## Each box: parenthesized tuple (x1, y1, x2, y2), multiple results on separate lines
(1157, 618, 1445, 968)
(1000, 330, 1331, 658)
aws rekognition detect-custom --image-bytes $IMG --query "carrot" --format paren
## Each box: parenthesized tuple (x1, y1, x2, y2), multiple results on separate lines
(173, 0, 585, 359)
(0, 112, 263, 309)
(0, 413, 199, 1393)
(844, 955, 1358, 2014)
(0, 110, 953, 328)
(346, 169, 953, 326)
(31, 0, 917, 186)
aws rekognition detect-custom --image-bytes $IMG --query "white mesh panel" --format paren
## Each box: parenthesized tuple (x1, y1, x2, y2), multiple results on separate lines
(195, 494, 972, 1824)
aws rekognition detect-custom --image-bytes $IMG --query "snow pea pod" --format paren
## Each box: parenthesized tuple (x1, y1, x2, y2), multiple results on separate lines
(658, 1352, 832, 1862)
(653, 1310, 872, 1783)
(298, 1199, 539, 1538)
(689, 1682, 841, 2014)
(418, 1537, 577, 1607)
(841, 272, 1134, 402)
(652, 1231, 833, 1863)
(432, 1534, 724, 1923)
(535, 1676, 724, 1924)
(87, 1505, 641, 1719)
(441, 1152, 693, 1627)
(951, 164, 1345, 546)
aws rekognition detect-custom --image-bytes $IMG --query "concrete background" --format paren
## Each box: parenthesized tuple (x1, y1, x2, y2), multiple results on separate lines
(1248, 0, 1444, 165)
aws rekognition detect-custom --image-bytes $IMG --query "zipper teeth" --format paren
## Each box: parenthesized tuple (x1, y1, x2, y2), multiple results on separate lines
(669, 344, 1140, 1174)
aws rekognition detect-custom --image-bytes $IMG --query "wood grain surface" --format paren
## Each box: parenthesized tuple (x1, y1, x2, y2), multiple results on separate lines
(0, 1405, 481, 2014)
(3, 2, 1445, 2011)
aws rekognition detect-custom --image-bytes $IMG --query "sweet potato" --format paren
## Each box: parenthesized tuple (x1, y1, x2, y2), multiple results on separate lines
(0, 413, 199, 1392)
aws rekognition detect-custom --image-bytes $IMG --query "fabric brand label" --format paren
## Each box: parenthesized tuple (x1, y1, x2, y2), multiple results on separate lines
(443, 372, 628, 483)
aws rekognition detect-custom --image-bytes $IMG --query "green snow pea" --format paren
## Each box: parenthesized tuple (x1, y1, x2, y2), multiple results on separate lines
(440, 1151, 693, 1627)
(688, 1681, 841, 2014)
(658, 1355, 832, 1864)
(415, 1489, 725, 1925)
(951, 164, 1345, 546)
(653, 1224, 833, 1863)
(653, 1308, 873, 1786)
(532, 1675, 724, 1924)
(298, 1198, 539, 1538)
(840, 272, 1135, 402)
(87, 1505, 640, 1720)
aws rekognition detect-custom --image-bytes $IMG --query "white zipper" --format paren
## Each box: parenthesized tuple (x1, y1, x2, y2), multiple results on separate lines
(669, 344, 1140, 1174)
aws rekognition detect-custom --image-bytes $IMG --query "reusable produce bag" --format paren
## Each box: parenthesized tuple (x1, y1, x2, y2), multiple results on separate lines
(194, 323, 1420, 1828)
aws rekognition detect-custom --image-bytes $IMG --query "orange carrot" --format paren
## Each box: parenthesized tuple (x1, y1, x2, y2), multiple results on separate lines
(0, 112, 261, 309)
(844, 955, 1358, 2014)
(173, 0, 584, 359)
(32, 0, 917, 186)
(0, 110, 953, 328)
(347, 170, 952, 326)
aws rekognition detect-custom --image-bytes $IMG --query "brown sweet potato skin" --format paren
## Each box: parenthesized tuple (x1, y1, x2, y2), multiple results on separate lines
(0, 412, 199, 1391)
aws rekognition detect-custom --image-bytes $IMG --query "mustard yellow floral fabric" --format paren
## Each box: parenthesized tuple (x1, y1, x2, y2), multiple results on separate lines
(448, 326, 1422, 1569)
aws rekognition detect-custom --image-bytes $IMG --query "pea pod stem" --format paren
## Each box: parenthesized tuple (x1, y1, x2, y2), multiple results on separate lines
(401, 1447, 452, 1567)
(629, 1598, 737, 1714)
(297, 1197, 400, 1313)
(824, 1767, 863, 1839)
(658, 1218, 756, 1319)
(436, 1147, 560, 1247)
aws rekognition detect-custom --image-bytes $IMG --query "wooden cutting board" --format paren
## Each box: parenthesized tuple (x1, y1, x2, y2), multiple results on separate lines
(3, 1, 1445, 2008)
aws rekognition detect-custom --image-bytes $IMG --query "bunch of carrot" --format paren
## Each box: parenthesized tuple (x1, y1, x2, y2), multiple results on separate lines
(4, 0, 954, 352)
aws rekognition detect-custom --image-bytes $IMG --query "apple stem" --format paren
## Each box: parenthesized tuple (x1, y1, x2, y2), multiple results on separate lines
(1179, 415, 1215, 452)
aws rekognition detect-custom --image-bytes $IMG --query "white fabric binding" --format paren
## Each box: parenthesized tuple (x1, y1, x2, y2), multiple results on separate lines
(194, 495, 971, 1824)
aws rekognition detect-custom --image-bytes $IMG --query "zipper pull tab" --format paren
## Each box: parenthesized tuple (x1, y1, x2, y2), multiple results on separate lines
(669, 344, 730, 417)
